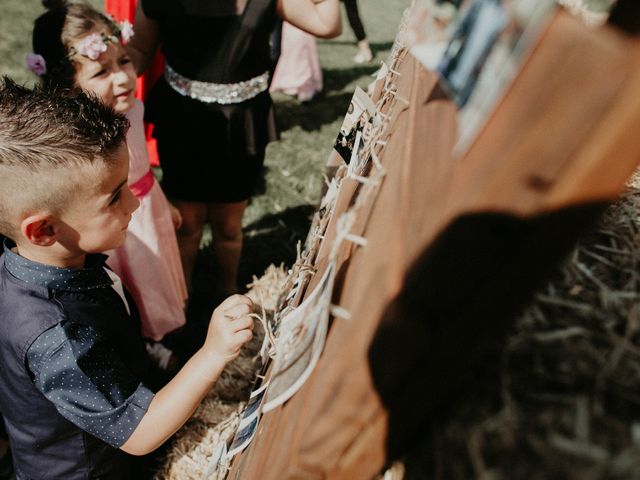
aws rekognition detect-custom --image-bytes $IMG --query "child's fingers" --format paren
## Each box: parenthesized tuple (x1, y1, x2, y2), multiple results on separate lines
(223, 303, 252, 321)
(218, 294, 253, 311)
(229, 315, 254, 333)
(234, 328, 253, 345)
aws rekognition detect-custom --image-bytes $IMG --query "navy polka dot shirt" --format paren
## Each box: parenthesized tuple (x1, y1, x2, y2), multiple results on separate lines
(3, 242, 154, 449)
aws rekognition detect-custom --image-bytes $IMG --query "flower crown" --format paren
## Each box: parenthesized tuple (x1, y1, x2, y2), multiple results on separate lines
(26, 20, 134, 76)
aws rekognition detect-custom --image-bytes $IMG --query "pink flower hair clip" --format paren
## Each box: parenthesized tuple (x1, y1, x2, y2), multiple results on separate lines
(73, 33, 109, 60)
(119, 20, 134, 45)
(69, 22, 134, 61)
(26, 53, 47, 76)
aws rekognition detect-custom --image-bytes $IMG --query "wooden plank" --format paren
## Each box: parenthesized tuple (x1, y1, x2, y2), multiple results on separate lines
(229, 10, 640, 479)
(448, 12, 639, 216)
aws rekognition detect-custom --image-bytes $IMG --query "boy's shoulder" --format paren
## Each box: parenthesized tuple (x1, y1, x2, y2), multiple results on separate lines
(0, 249, 136, 342)
(0, 254, 55, 307)
(0, 257, 65, 354)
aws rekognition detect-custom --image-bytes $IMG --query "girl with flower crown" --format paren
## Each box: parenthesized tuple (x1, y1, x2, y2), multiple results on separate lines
(30, 0, 188, 357)
(125, 0, 341, 306)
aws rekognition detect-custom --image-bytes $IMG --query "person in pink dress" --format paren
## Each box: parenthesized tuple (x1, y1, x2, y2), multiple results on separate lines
(30, 0, 188, 349)
(105, 0, 164, 168)
(106, 98, 188, 343)
(270, 21, 323, 102)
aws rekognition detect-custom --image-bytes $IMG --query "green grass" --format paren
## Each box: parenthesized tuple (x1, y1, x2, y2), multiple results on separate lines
(0, 0, 102, 85)
(241, 0, 408, 284)
(0, 0, 409, 289)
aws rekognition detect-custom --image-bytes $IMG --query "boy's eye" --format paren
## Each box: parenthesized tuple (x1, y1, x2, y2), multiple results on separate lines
(109, 190, 121, 206)
(119, 57, 132, 65)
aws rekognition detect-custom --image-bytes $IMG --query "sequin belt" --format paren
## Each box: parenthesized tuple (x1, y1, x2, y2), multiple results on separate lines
(164, 64, 270, 104)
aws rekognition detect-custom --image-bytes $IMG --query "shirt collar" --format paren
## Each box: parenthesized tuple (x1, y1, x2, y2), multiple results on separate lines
(3, 239, 113, 292)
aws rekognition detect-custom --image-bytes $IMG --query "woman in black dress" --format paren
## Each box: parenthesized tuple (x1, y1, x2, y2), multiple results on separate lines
(128, 0, 341, 298)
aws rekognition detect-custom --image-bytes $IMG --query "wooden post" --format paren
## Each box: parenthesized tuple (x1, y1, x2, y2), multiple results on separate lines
(228, 9, 640, 479)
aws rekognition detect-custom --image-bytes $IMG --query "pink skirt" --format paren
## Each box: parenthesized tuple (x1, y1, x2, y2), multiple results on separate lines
(107, 179, 187, 341)
(270, 22, 323, 101)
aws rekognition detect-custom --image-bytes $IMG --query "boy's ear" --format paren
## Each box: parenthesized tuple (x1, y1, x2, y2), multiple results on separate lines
(20, 214, 58, 247)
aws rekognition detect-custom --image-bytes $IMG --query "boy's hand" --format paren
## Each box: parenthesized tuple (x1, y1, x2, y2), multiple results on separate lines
(123, 294, 254, 455)
(204, 294, 254, 362)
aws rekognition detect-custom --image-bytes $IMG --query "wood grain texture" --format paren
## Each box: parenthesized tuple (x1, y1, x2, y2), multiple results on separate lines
(229, 10, 640, 479)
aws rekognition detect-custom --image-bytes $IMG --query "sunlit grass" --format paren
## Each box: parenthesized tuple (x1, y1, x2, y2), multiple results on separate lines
(0, 0, 409, 286)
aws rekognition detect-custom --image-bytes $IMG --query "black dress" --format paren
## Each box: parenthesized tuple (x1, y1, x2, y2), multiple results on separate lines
(142, 0, 279, 202)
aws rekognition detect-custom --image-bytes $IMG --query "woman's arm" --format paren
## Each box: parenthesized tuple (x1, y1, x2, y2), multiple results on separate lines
(126, 1, 161, 75)
(277, 0, 342, 38)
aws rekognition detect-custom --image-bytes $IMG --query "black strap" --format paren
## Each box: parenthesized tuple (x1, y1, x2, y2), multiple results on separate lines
(608, 0, 640, 34)
(223, 0, 277, 78)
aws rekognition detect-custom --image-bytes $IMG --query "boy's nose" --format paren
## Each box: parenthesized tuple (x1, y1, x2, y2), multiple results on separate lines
(123, 186, 140, 214)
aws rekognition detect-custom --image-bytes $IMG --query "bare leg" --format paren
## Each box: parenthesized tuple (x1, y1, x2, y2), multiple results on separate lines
(207, 200, 248, 297)
(172, 200, 207, 293)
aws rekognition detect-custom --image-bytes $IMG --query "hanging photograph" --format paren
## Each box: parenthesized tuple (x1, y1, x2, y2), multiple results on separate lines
(435, 0, 556, 153)
(333, 87, 377, 164)
(227, 382, 269, 458)
(262, 262, 336, 413)
(407, 0, 557, 154)
(406, 0, 469, 70)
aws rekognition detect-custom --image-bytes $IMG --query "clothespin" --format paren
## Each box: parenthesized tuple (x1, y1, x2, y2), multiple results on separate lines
(330, 304, 352, 320)
(347, 171, 380, 187)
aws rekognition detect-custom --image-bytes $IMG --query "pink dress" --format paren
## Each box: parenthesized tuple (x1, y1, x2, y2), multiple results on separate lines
(107, 100, 187, 341)
(270, 22, 323, 101)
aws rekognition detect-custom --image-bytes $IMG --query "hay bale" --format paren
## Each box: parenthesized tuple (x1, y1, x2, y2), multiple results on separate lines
(155, 264, 287, 479)
(404, 185, 640, 479)
(245, 263, 289, 313)
(156, 415, 242, 480)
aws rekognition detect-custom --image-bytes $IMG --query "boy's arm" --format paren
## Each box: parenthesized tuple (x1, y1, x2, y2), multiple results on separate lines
(121, 295, 253, 455)
(126, 1, 160, 75)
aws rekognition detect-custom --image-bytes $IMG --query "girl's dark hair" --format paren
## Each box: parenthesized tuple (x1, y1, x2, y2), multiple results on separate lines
(32, 0, 120, 88)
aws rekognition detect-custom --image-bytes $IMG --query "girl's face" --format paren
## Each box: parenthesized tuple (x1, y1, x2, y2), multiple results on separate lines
(74, 34, 137, 113)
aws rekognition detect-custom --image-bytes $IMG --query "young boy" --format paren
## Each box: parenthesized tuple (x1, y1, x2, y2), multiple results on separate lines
(0, 78, 254, 479)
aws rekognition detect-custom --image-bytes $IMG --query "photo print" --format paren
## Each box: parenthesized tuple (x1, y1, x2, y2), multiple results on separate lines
(445, 0, 556, 153)
(407, 0, 556, 154)
(333, 87, 377, 165)
(262, 262, 336, 413)
(406, 0, 470, 70)
(227, 382, 269, 458)
(227, 417, 258, 458)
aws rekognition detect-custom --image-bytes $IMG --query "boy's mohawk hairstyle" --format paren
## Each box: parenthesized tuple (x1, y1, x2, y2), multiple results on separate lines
(0, 77, 130, 239)
(0, 76, 129, 168)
